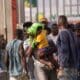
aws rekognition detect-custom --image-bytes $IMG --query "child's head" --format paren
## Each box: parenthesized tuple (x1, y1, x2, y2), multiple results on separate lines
(36, 26, 43, 35)
(51, 23, 58, 36)
(28, 23, 44, 37)
(27, 27, 35, 38)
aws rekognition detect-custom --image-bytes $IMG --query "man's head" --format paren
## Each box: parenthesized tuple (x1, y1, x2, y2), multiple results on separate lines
(58, 15, 68, 29)
(40, 18, 48, 26)
(23, 22, 33, 39)
(51, 23, 58, 36)
(39, 17, 48, 23)
(23, 22, 33, 29)
(15, 29, 24, 40)
(39, 17, 51, 35)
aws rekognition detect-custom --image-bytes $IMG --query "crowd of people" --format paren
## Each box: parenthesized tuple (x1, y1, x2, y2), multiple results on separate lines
(0, 15, 80, 80)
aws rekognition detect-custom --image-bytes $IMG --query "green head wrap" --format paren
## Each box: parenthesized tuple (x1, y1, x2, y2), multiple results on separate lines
(27, 23, 44, 36)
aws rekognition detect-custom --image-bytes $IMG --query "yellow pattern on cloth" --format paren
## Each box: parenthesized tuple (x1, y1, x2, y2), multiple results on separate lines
(35, 30, 48, 49)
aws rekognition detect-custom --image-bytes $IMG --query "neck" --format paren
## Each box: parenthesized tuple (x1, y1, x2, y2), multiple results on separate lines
(59, 26, 64, 29)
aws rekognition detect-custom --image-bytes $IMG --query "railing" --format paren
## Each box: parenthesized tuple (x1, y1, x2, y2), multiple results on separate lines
(25, 0, 80, 22)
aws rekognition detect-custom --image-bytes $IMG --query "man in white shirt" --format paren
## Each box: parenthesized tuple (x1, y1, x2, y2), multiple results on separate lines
(48, 23, 58, 44)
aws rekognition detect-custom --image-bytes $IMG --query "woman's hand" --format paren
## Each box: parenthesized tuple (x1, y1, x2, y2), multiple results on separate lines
(57, 67, 64, 79)
(47, 62, 53, 69)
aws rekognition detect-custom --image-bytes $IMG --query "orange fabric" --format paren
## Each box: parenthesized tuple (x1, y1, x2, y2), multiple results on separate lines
(35, 30, 48, 49)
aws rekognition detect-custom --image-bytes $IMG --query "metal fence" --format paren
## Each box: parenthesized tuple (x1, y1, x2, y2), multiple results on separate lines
(25, 0, 80, 22)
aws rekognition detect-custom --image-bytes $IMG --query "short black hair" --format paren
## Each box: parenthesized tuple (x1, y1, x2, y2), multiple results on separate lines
(51, 23, 57, 29)
(23, 22, 33, 28)
(16, 29, 23, 40)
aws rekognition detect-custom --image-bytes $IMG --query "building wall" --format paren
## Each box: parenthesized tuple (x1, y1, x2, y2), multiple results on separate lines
(0, 0, 13, 41)
(0, 0, 5, 35)
(0, 0, 25, 41)
(17, 0, 25, 28)
(5, 0, 13, 41)
(12, 0, 18, 38)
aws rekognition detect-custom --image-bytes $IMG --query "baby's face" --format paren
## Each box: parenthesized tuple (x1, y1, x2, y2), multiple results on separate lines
(37, 29, 42, 35)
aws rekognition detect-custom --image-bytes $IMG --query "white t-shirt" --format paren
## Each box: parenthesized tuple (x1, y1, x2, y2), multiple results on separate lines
(48, 33, 58, 45)
(23, 39, 30, 51)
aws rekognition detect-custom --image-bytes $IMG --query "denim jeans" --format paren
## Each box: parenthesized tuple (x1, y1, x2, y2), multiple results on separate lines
(58, 68, 77, 80)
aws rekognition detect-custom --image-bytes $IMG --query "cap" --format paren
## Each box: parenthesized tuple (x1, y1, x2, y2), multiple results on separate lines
(39, 17, 48, 22)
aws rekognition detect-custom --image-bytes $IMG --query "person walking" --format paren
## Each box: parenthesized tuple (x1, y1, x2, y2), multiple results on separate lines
(6, 29, 28, 80)
(57, 15, 78, 80)
(23, 22, 35, 80)
(47, 23, 58, 60)
(48, 23, 58, 45)
(27, 23, 58, 80)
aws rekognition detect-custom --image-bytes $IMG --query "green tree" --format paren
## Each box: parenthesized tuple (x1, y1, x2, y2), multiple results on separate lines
(25, 0, 37, 7)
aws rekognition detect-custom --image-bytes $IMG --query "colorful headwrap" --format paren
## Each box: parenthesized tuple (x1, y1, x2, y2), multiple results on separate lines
(27, 23, 44, 36)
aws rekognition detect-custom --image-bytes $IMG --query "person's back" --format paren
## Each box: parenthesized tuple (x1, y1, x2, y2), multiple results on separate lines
(6, 29, 27, 80)
(57, 15, 77, 80)
(57, 29, 77, 68)
(6, 39, 23, 76)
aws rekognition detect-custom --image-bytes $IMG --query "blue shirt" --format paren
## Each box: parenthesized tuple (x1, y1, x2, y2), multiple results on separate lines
(6, 39, 23, 76)
(57, 29, 77, 68)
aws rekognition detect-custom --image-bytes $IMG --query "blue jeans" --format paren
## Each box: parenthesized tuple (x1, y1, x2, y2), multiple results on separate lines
(58, 68, 77, 80)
